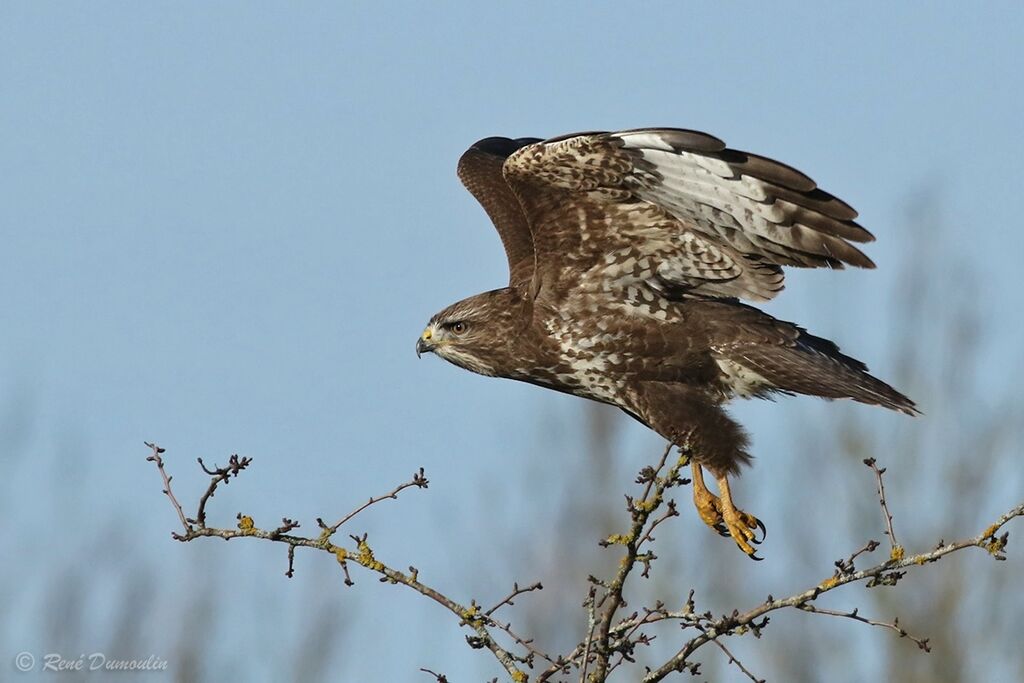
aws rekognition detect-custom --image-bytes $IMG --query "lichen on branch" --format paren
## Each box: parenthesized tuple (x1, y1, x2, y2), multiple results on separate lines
(146, 441, 1023, 682)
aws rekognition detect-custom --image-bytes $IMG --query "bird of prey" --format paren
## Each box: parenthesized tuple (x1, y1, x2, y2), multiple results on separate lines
(416, 128, 916, 558)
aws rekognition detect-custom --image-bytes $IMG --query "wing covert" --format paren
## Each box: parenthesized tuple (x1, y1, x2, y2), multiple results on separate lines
(502, 128, 874, 303)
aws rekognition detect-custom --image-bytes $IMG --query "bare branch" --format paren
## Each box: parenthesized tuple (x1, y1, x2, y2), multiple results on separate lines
(642, 499, 1024, 681)
(864, 457, 902, 559)
(194, 454, 252, 527)
(144, 442, 192, 537)
(797, 604, 931, 652)
(419, 667, 449, 682)
(577, 586, 598, 683)
(147, 439, 1022, 683)
(145, 444, 532, 682)
(589, 442, 682, 680)
(485, 581, 544, 618)
(320, 467, 429, 537)
(706, 634, 765, 683)
(835, 539, 881, 576)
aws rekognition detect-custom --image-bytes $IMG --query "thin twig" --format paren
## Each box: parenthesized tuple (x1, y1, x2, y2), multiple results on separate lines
(578, 586, 598, 683)
(485, 581, 544, 617)
(148, 440, 1023, 683)
(146, 444, 528, 682)
(488, 617, 560, 668)
(194, 454, 252, 527)
(320, 468, 429, 536)
(864, 457, 900, 555)
(835, 539, 881, 576)
(707, 635, 765, 683)
(145, 442, 192, 536)
(638, 499, 680, 547)
(642, 499, 1024, 682)
(797, 604, 931, 652)
(419, 667, 448, 682)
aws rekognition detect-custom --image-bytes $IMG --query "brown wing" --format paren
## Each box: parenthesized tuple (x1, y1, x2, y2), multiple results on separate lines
(502, 128, 874, 303)
(457, 137, 541, 290)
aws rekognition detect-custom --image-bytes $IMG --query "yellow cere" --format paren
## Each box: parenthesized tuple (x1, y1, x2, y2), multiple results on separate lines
(421, 329, 432, 341)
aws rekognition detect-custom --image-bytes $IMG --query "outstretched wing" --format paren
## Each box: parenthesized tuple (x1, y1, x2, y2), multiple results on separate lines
(457, 137, 541, 290)
(502, 128, 874, 303)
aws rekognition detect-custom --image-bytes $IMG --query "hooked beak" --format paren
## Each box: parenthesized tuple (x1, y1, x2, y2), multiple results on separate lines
(416, 329, 435, 358)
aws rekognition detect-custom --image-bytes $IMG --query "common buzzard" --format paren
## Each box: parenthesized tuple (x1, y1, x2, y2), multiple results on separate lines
(417, 128, 916, 558)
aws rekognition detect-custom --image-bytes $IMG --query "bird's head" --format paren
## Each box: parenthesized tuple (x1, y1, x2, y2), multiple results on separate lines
(416, 289, 520, 377)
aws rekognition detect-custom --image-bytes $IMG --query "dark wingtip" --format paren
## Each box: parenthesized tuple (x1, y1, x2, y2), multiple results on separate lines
(470, 136, 543, 158)
(896, 400, 922, 417)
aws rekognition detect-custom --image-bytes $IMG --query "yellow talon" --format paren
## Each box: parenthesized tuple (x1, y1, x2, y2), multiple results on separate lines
(690, 463, 765, 559)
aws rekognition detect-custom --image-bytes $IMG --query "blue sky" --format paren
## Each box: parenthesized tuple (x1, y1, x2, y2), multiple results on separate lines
(2, 3, 1023, 681)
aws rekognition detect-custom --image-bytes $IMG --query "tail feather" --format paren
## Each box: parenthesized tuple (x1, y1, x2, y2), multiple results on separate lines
(732, 332, 918, 415)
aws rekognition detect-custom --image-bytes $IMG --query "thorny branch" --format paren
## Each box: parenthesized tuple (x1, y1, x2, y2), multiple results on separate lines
(147, 441, 1023, 682)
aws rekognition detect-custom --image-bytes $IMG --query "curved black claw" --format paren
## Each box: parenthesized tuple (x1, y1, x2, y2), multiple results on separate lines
(742, 516, 768, 545)
(747, 551, 764, 562)
(754, 517, 767, 543)
(715, 524, 729, 537)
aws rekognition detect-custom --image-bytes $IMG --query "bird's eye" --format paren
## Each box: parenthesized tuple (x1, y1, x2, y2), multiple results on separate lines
(450, 321, 467, 334)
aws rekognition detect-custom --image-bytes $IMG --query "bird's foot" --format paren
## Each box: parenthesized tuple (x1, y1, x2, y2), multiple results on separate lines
(715, 472, 765, 560)
(692, 486, 764, 557)
(692, 476, 729, 537)
(719, 497, 765, 559)
(691, 463, 765, 559)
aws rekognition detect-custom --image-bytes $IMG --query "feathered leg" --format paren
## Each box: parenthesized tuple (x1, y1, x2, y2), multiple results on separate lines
(627, 381, 766, 558)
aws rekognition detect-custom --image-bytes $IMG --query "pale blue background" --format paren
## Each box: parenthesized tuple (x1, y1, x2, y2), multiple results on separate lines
(2, 3, 1023, 682)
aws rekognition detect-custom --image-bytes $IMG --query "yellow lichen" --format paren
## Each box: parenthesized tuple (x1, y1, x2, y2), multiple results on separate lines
(461, 604, 484, 626)
(635, 496, 660, 512)
(984, 537, 1007, 556)
(356, 539, 384, 572)
(890, 545, 905, 562)
(511, 670, 527, 682)
(335, 547, 348, 564)
(982, 524, 998, 539)
(819, 576, 839, 590)
(605, 533, 631, 545)
(237, 515, 255, 532)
